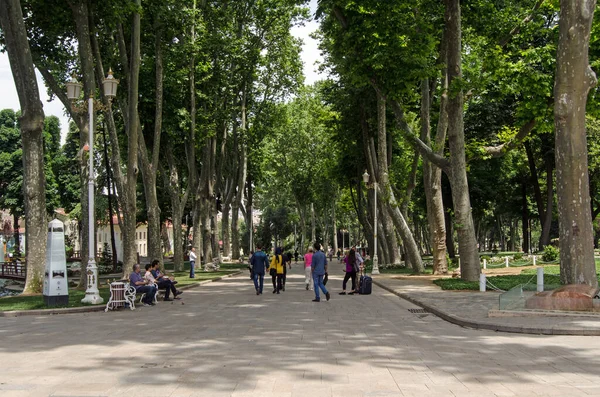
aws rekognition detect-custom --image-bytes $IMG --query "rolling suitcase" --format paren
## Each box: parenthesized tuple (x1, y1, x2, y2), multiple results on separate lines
(358, 270, 372, 295)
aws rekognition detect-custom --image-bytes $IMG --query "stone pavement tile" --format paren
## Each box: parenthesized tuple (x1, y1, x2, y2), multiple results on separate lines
(1, 392, 31, 397)
(291, 385, 332, 397)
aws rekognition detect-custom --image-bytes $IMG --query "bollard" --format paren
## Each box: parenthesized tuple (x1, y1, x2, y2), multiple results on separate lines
(532, 255, 536, 266)
(483, 259, 487, 269)
(537, 267, 544, 292)
(479, 273, 486, 292)
(505, 257, 509, 267)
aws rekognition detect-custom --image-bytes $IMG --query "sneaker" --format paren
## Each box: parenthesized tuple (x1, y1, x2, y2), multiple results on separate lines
(312, 298, 320, 302)
(175, 290, 183, 296)
(276, 291, 280, 294)
(305, 284, 309, 290)
(189, 276, 195, 279)
(273, 289, 277, 294)
(326, 292, 331, 301)
(256, 289, 260, 295)
(348, 292, 355, 295)
(150, 302, 156, 306)
(143, 302, 151, 306)
(282, 286, 285, 291)
(339, 292, 346, 295)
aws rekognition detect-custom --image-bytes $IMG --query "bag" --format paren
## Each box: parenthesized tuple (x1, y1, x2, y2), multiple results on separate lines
(358, 270, 372, 295)
(269, 268, 277, 277)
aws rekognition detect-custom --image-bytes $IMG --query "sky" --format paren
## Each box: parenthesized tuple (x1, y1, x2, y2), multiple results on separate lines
(0, 0, 323, 145)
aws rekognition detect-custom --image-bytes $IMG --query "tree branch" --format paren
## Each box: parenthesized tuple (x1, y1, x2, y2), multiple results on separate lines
(481, 119, 536, 158)
(389, 99, 451, 173)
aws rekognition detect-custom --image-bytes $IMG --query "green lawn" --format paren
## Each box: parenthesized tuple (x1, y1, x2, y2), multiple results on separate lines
(434, 259, 600, 291)
(433, 274, 562, 291)
(0, 261, 247, 312)
(0, 288, 112, 312)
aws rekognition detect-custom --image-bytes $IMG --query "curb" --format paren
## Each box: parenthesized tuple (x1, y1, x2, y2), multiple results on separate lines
(0, 270, 244, 318)
(374, 280, 600, 336)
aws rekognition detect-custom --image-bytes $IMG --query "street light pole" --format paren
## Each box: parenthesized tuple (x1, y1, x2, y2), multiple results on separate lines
(81, 95, 102, 304)
(372, 180, 379, 275)
(67, 70, 118, 304)
(363, 170, 380, 275)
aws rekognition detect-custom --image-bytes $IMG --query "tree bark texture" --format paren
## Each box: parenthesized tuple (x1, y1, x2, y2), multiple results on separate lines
(122, 0, 142, 273)
(0, 0, 47, 293)
(445, 0, 480, 281)
(137, 23, 164, 265)
(421, 78, 449, 274)
(554, 0, 598, 286)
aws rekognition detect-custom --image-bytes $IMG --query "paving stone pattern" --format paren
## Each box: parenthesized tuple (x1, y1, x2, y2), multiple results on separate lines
(2, 264, 600, 396)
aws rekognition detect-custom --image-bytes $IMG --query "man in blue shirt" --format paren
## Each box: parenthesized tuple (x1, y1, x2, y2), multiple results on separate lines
(250, 243, 269, 295)
(129, 264, 157, 306)
(311, 243, 330, 302)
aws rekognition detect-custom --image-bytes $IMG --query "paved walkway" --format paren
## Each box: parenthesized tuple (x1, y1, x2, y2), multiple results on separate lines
(2, 264, 600, 396)
(373, 274, 600, 335)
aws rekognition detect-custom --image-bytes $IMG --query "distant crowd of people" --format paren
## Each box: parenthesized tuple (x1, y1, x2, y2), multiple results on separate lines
(248, 242, 365, 302)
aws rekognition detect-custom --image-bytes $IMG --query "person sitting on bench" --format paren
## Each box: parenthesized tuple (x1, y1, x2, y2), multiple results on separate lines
(129, 264, 156, 306)
(150, 260, 182, 301)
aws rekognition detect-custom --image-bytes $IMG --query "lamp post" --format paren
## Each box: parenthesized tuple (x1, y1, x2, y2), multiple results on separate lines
(363, 170, 380, 275)
(66, 70, 118, 304)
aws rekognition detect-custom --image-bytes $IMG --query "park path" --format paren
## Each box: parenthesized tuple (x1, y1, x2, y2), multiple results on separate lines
(2, 262, 600, 396)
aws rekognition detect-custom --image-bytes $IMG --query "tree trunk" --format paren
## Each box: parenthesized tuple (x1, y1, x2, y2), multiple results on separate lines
(163, 143, 189, 271)
(540, 153, 554, 248)
(222, 204, 231, 257)
(0, 0, 47, 293)
(137, 22, 164, 265)
(445, 0, 480, 281)
(421, 77, 449, 274)
(311, 203, 316, 245)
(554, 0, 597, 286)
(102, 125, 118, 270)
(521, 179, 530, 253)
(122, 0, 142, 274)
(332, 202, 338, 255)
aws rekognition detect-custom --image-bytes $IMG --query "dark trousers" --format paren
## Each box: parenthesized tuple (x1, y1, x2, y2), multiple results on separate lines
(157, 279, 177, 299)
(342, 270, 357, 291)
(189, 260, 195, 278)
(272, 273, 283, 291)
(136, 285, 156, 304)
(283, 264, 287, 286)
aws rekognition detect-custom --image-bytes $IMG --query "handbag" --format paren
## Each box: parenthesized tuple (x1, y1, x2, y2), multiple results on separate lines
(269, 268, 277, 277)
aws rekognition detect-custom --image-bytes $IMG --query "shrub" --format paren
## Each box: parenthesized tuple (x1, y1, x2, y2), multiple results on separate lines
(513, 253, 523, 260)
(542, 245, 560, 262)
(480, 255, 491, 262)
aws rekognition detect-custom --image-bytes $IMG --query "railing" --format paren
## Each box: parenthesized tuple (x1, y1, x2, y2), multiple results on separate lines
(0, 261, 26, 281)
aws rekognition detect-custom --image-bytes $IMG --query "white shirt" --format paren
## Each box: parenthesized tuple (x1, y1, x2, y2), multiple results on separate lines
(189, 250, 197, 261)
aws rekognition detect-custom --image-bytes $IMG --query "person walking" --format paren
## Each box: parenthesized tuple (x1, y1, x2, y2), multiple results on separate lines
(328, 248, 333, 263)
(270, 247, 285, 294)
(250, 245, 268, 295)
(303, 247, 314, 291)
(188, 247, 197, 278)
(339, 248, 358, 295)
(311, 243, 330, 302)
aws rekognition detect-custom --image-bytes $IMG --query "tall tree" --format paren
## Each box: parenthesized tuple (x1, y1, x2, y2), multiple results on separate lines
(0, 0, 47, 293)
(554, 0, 597, 286)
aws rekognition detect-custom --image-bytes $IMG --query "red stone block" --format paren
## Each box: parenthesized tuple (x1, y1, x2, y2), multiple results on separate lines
(525, 284, 599, 311)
